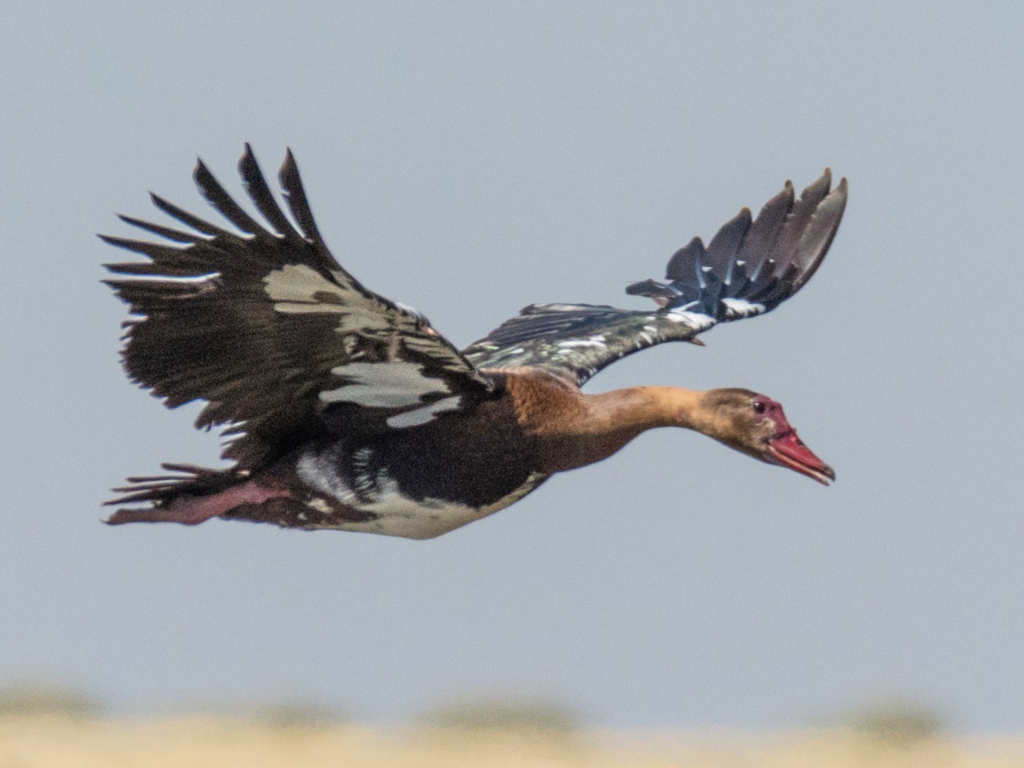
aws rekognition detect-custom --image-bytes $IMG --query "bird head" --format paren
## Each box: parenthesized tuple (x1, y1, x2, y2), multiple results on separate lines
(697, 389, 835, 486)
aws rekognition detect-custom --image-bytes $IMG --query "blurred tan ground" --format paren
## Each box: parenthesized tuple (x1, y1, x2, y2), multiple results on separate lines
(3, 716, 1024, 768)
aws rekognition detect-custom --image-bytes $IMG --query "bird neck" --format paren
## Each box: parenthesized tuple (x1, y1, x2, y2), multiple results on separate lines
(584, 386, 706, 435)
(511, 377, 709, 473)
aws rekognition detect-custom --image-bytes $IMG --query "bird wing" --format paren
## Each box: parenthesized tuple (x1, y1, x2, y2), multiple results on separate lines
(463, 171, 847, 385)
(105, 145, 492, 469)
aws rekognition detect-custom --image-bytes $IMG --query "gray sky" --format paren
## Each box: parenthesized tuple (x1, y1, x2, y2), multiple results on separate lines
(1, 1, 1022, 730)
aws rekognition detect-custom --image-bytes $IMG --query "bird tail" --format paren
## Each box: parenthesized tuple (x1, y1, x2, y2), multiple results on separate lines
(103, 463, 247, 525)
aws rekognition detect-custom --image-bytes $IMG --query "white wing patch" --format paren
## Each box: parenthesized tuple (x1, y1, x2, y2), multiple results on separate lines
(385, 396, 462, 428)
(263, 264, 394, 329)
(265, 267, 474, 418)
(264, 264, 346, 312)
(720, 298, 766, 320)
(320, 361, 452, 407)
(557, 335, 607, 349)
(664, 309, 716, 332)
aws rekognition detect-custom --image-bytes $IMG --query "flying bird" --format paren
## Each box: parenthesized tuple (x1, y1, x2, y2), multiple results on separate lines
(103, 146, 846, 539)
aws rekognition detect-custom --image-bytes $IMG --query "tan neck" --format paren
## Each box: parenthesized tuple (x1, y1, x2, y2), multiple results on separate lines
(584, 386, 706, 435)
(507, 373, 708, 473)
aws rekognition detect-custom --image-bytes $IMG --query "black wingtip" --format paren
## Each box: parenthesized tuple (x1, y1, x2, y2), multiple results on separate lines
(281, 148, 297, 176)
(640, 170, 848, 319)
(193, 158, 218, 199)
(665, 236, 707, 282)
(95, 233, 136, 250)
(788, 174, 848, 292)
(278, 148, 325, 246)
(236, 144, 301, 241)
(114, 213, 201, 244)
(801, 168, 832, 199)
(238, 144, 255, 177)
(192, 156, 208, 185)
(704, 206, 753, 272)
(148, 191, 236, 239)
(239, 143, 258, 175)
(193, 155, 266, 235)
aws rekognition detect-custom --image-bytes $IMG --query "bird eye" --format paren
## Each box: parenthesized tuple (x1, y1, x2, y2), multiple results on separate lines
(753, 401, 766, 414)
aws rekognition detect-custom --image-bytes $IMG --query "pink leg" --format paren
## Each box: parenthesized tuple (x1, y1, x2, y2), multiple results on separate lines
(105, 481, 291, 526)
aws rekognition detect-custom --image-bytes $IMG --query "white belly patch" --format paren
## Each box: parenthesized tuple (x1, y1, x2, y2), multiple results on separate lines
(295, 451, 545, 540)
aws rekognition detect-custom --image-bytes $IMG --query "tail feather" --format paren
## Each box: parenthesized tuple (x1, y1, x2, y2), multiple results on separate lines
(105, 463, 295, 526)
(104, 463, 246, 523)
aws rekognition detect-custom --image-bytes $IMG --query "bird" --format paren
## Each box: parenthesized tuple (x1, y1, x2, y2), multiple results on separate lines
(103, 145, 846, 539)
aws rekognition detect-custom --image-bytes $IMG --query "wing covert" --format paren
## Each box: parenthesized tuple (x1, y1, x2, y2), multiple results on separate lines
(463, 303, 713, 385)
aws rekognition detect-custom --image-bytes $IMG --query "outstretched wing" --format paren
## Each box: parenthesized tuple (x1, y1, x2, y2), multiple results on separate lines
(464, 171, 847, 385)
(105, 145, 492, 469)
